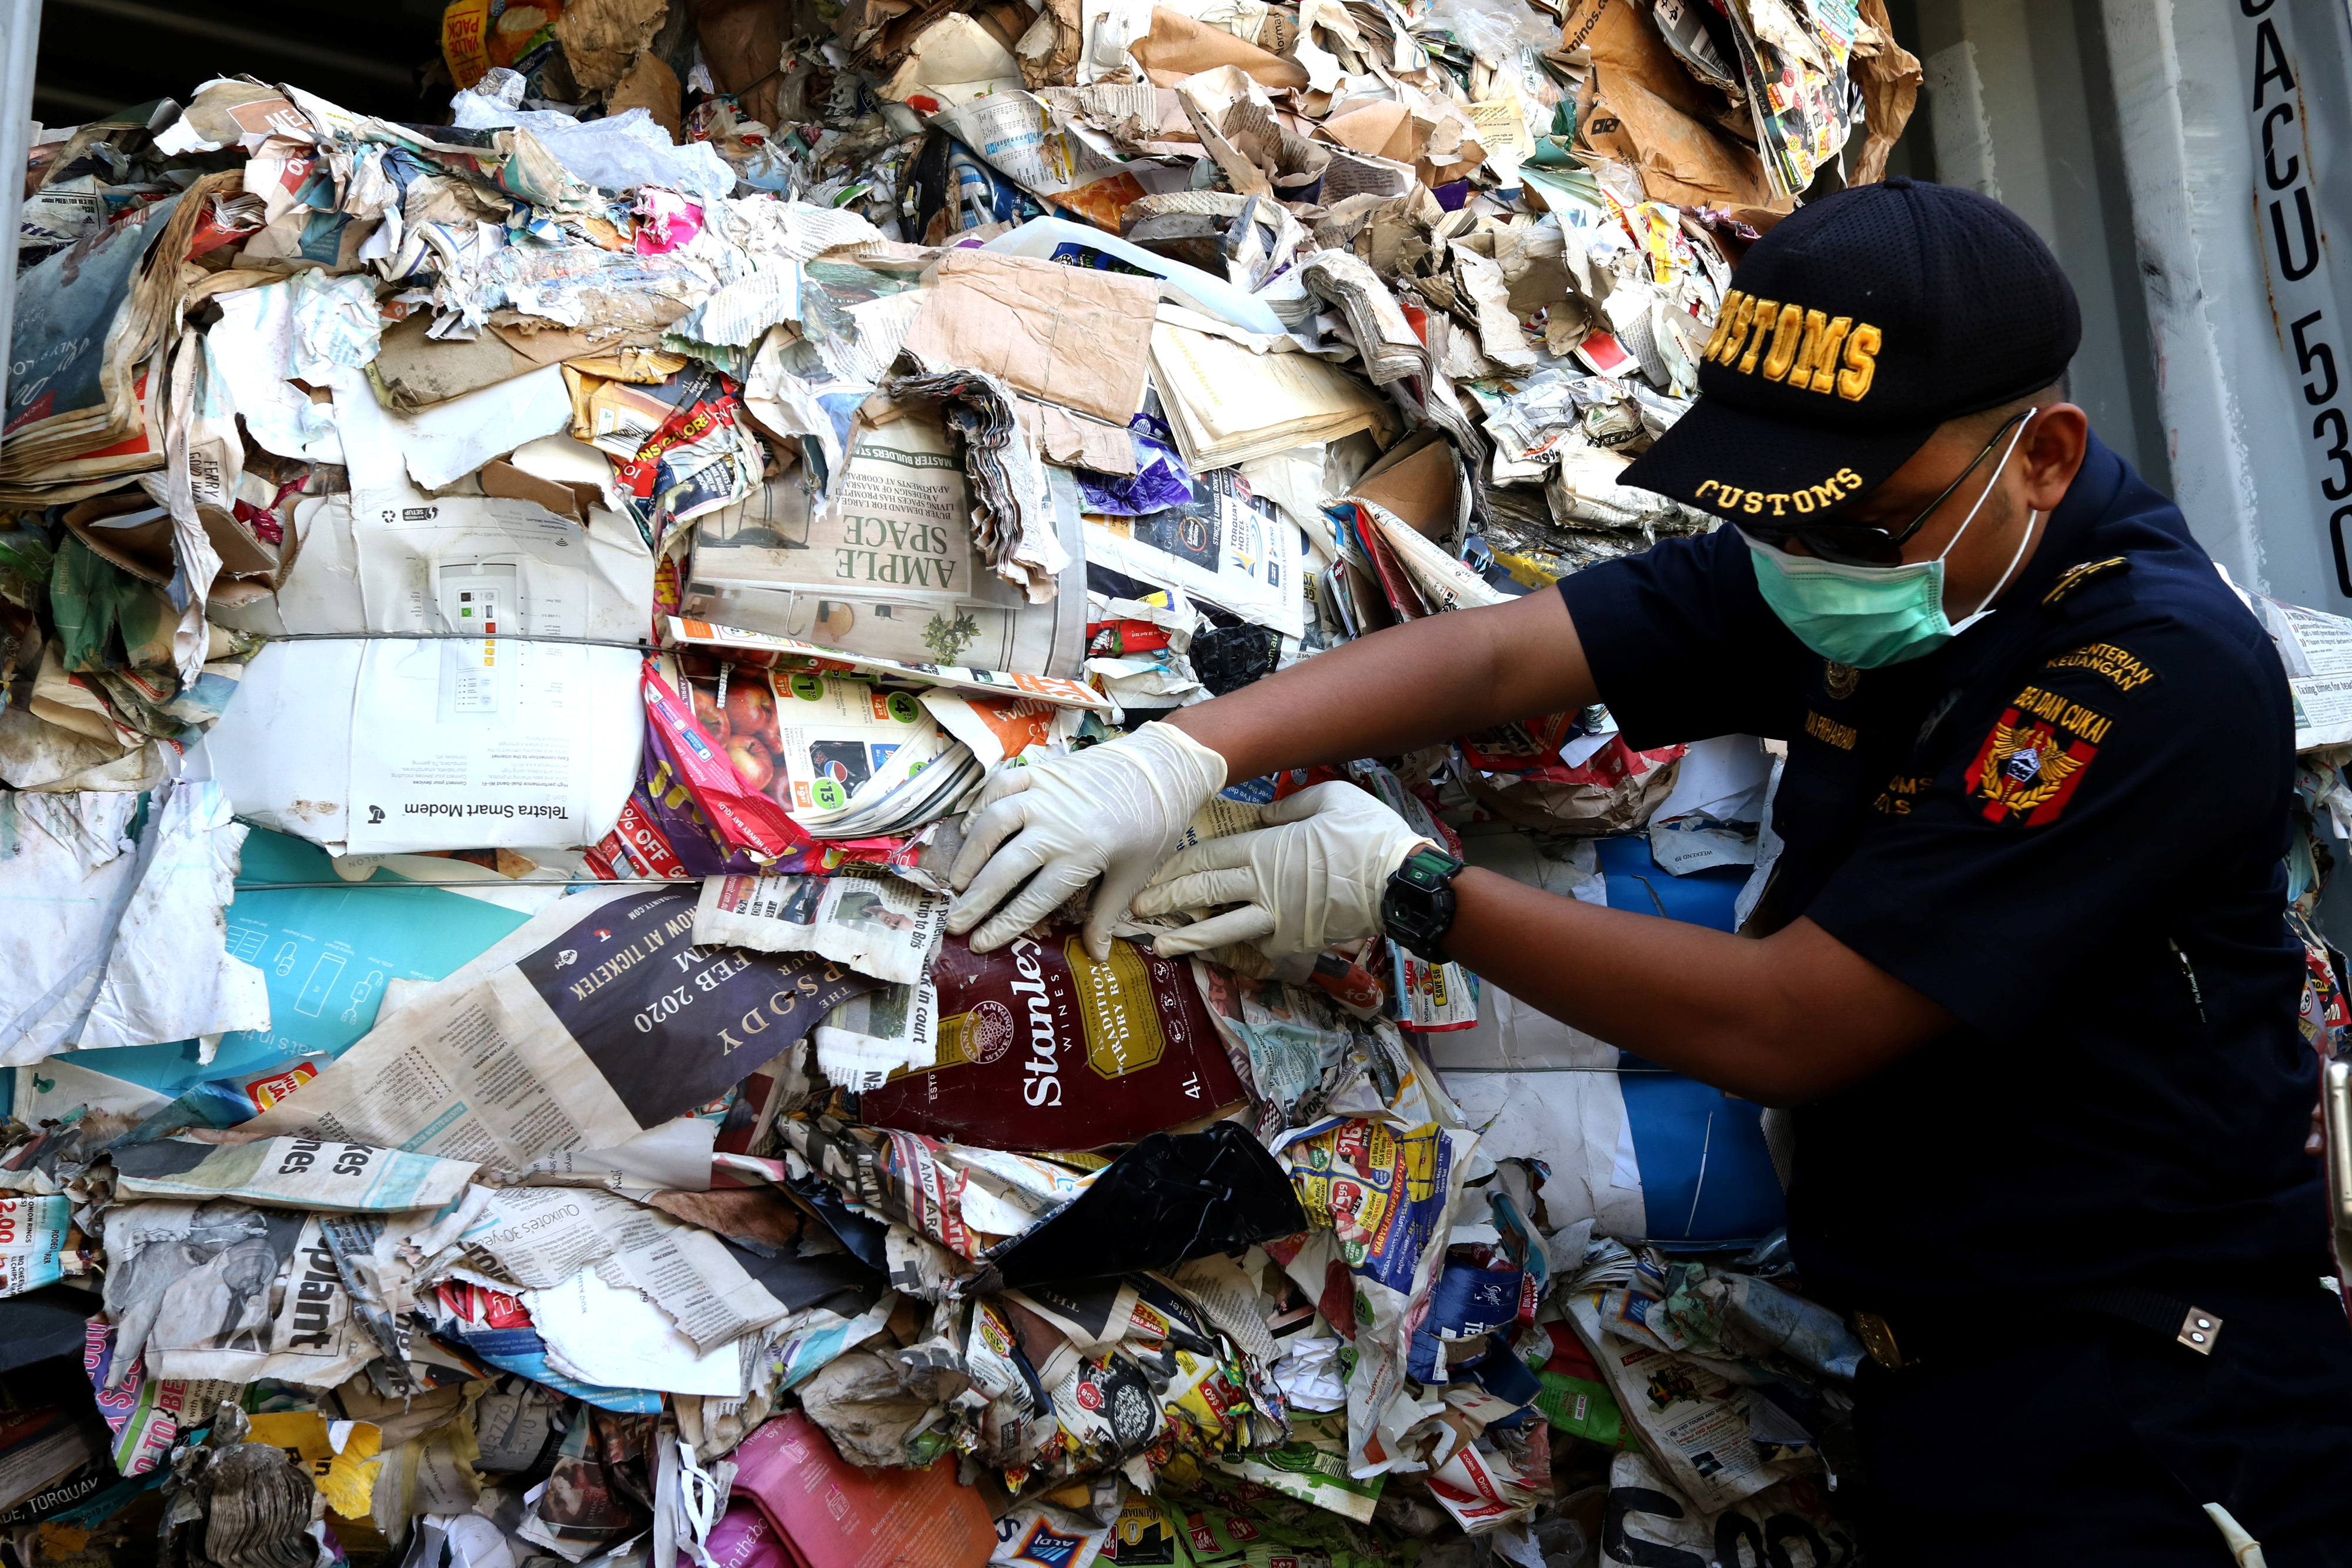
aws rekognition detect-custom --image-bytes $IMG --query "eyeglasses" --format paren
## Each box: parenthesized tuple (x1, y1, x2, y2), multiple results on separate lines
(1735, 409, 2033, 567)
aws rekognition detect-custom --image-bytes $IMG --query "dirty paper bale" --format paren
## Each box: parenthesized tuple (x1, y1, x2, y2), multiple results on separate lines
(0, 0, 1985, 1556)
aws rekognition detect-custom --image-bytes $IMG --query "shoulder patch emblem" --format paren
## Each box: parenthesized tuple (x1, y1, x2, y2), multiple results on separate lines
(2043, 641, 2160, 694)
(2040, 556, 2130, 606)
(1965, 684, 2112, 825)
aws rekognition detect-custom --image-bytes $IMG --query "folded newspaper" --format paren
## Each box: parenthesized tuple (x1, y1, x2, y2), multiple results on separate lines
(680, 410, 1088, 677)
(2255, 591, 2352, 750)
(693, 871, 949, 987)
(236, 886, 875, 1166)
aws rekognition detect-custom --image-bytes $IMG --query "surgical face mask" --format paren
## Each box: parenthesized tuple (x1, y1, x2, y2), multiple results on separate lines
(1743, 417, 2039, 668)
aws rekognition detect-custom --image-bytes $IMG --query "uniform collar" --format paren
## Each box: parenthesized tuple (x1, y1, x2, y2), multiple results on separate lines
(1979, 430, 2125, 613)
(1907, 432, 2126, 680)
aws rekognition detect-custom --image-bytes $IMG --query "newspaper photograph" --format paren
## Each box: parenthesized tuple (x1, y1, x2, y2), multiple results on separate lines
(694, 870, 947, 987)
(930, 91, 1153, 232)
(516, 1406, 662, 1559)
(239, 887, 876, 1166)
(1083, 467, 1307, 638)
(813, 982, 941, 1091)
(101, 1199, 447, 1386)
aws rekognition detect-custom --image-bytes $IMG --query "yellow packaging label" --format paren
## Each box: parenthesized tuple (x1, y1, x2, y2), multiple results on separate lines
(440, 0, 566, 91)
(440, 0, 493, 88)
(1063, 936, 1167, 1078)
(244, 1412, 385, 1523)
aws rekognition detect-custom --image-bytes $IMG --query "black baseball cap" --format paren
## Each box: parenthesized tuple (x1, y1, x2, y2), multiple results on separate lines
(1620, 178, 2080, 525)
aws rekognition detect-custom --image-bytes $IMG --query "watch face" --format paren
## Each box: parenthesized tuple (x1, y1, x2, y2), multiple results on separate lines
(1405, 850, 1458, 885)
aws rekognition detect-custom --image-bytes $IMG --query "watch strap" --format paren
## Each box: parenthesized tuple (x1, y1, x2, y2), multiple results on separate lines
(1382, 845, 1465, 963)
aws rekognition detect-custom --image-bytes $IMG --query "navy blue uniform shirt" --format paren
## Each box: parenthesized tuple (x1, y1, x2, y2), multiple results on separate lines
(1557, 433, 2327, 1315)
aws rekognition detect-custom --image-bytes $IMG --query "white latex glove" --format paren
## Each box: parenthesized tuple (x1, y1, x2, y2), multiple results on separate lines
(947, 721, 1229, 958)
(1131, 781, 1434, 961)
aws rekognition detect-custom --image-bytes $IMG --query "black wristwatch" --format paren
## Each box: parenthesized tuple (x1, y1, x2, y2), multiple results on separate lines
(1381, 845, 1466, 964)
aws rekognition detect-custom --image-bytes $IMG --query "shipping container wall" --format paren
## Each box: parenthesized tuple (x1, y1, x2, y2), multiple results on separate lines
(1892, 0, 2352, 950)
(1897, 0, 2352, 617)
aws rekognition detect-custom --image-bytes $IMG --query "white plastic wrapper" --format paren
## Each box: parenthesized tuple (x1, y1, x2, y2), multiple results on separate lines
(0, 782, 268, 1064)
(0, 791, 139, 1064)
(72, 782, 270, 1054)
(449, 93, 739, 203)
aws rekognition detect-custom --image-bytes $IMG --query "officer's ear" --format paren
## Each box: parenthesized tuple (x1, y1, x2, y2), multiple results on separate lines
(2017, 403, 2089, 513)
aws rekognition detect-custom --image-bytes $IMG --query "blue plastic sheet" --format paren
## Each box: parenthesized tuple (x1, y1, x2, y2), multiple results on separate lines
(1594, 835, 1786, 1248)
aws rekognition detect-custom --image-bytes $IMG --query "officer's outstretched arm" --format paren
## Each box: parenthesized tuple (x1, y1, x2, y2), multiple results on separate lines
(948, 589, 1598, 955)
(1166, 583, 1596, 781)
(1439, 868, 1953, 1106)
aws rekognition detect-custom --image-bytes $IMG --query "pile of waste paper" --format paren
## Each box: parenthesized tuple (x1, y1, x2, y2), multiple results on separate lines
(37, 0, 2332, 1563)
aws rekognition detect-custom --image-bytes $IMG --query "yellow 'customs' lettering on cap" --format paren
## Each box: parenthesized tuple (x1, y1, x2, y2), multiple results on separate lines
(1760, 303, 1808, 382)
(1703, 292, 1746, 360)
(1693, 467, 1867, 516)
(1836, 323, 1882, 400)
(1770, 308, 1830, 385)
(1712, 296, 1880, 400)
(1805, 313, 1854, 394)
(1735, 297, 1779, 375)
